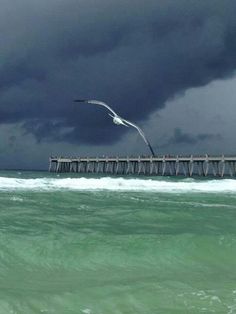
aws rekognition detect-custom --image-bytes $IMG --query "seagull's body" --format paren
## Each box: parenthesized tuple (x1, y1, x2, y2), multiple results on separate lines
(74, 99, 155, 156)
(110, 114, 128, 126)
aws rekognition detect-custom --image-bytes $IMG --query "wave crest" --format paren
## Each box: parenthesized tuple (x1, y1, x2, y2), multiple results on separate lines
(0, 176, 236, 193)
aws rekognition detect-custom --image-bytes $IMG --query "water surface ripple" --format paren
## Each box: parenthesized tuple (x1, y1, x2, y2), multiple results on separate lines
(0, 171, 236, 313)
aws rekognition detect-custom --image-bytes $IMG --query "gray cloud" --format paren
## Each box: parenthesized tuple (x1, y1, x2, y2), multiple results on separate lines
(0, 0, 236, 145)
(162, 128, 221, 147)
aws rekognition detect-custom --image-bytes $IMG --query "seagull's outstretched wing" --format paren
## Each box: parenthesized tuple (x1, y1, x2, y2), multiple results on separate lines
(122, 118, 155, 156)
(74, 99, 118, 117)
(122, 119, 148, 145)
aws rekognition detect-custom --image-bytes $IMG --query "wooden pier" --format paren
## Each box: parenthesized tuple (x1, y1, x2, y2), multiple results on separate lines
(49, 155, 236, 177)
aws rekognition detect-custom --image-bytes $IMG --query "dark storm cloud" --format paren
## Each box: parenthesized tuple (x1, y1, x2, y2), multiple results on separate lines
(162, 128, 221, 146)
(0, 0, 236, 144)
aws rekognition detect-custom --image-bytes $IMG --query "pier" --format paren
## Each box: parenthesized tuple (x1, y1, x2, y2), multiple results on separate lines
(49, 155, 236, 177)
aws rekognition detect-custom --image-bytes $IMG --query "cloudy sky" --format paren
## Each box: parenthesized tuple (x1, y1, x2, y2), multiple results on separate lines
(0, 0, 236, 169)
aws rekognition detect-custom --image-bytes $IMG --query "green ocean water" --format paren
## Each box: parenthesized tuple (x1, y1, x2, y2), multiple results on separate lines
(0, 171, 236, 314)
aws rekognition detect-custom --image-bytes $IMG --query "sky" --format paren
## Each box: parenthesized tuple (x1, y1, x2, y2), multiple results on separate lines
(0, 0, 236, 170)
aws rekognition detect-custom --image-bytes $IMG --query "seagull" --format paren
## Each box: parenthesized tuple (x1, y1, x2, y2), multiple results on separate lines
(74, 99, 155, 156)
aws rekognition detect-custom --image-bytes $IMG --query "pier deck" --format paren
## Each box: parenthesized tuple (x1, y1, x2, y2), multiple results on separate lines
(49, 155, 236, 177)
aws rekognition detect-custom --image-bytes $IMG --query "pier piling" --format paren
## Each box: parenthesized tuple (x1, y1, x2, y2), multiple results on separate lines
(49, 155, 236, 177)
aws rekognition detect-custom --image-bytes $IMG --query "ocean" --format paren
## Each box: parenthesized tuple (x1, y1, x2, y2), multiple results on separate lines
(0, 171, 236, 314)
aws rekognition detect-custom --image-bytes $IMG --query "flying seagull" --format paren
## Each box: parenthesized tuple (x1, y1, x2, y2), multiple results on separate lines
(74, 99, 155, 156)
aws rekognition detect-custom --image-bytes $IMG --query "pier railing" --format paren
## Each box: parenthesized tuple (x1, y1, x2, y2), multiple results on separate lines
(49, 155, 236, 177)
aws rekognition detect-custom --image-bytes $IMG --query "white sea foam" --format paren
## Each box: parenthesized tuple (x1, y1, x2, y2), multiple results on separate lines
(10, 196, 24, 202)
(0, 176, 236, 193)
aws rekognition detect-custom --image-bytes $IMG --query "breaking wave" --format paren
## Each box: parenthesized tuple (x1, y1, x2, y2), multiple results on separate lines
(0, 176, 236, 193)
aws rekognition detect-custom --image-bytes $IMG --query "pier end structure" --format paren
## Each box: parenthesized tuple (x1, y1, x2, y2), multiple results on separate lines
(49, 155, 236, 177)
